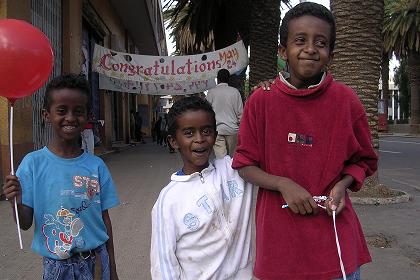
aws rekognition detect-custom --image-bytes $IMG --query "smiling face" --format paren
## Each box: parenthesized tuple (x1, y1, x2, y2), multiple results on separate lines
(168, 109, 217, 175)
(280, 15, 333, 89)
(42, 89, 88, 146)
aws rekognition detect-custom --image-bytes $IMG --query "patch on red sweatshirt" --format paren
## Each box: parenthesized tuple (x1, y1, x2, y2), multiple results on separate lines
(288, 132, 313, 146)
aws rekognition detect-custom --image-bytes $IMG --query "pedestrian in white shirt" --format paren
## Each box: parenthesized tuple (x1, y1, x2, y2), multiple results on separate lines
(206, 69, 243, 158)
(151, 96, 253, 280)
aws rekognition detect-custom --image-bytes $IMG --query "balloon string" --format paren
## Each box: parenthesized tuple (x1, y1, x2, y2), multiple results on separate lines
(333, 210, 346, 280)
(9, 104, 23, 250)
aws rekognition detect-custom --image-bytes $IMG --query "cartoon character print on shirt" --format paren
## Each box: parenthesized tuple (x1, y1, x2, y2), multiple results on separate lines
(42, 175, 101, 259)
(42, 208, 84, 259)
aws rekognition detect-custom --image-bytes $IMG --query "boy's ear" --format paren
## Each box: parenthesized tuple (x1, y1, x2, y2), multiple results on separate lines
(167, 134, 179, 150)
(41, 108, 50, 122)
(325, 52, 334, 71)
(328, 52, 334, 65)
(279, 46, 288, 60)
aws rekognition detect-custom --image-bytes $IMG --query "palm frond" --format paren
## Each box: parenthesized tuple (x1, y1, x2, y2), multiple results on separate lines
(383, 0, 420, 56)
(163, 0, 292, 55)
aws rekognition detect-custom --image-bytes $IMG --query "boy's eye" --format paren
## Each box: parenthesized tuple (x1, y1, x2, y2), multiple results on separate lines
(294, 37, 305, 44)
(183, 130, 193, 137)
(315, 40, 326, 47)
(75, 108, 86, 116)
(201, 128, 212, 135)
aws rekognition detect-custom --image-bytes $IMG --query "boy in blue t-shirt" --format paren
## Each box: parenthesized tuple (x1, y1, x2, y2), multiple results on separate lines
(3, 74, 120, 280)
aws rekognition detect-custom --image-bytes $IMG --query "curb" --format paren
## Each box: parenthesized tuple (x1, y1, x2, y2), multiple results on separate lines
(379, 133, 420, 138)
(350, 189, 411, 205)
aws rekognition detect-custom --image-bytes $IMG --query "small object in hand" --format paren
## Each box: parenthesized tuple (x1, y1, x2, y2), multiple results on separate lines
(281, 195, 330, 209)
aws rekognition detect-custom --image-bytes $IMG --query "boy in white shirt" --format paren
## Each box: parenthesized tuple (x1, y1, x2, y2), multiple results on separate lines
(150, 96, 253, 280)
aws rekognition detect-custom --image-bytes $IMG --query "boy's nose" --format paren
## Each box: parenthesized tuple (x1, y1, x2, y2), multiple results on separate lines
(65, 112, 77, 122)
(194, 133, 205, 142)
(304, 44, 316, 54)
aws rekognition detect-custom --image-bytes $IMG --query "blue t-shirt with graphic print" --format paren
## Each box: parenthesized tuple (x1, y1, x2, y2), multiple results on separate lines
(16, 147, 119, 260)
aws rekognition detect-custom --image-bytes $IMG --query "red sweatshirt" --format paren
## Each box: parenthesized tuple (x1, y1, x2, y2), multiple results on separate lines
(232, 73, 378, 280)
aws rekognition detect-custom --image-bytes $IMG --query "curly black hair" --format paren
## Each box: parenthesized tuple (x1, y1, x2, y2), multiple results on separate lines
(167, 96, 216, 136)
(279, 2, 336, 52)
(43, 73, 91, 111)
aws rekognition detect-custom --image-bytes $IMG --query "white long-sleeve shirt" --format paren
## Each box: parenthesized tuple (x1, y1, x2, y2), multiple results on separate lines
(206, 83, 243, 135)
(151, 156, 253, 280)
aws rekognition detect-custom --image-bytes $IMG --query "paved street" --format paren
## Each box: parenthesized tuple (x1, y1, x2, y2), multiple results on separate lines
(1, 136, 420, 279)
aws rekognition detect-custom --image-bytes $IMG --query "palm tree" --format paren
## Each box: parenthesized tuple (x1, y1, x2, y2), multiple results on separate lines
(330, 0, 384, 149)
(383, 0, 420, 134)
(330, 0, 384, 191)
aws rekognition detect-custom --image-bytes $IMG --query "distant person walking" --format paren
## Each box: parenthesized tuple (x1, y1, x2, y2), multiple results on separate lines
(130, 110, 136, 142)
(155, 116, 162, 145)
(135, 111, 145, 143)
(206, 68, 243, 158)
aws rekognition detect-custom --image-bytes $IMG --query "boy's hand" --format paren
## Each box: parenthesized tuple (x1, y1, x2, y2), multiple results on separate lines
(2, 175, 22, 205)
(252, 79, 275, 92)
(278, 178, 319, 215)
(325, 177, 352, 216)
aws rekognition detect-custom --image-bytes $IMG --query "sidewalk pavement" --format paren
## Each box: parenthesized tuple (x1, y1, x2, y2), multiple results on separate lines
(0, 140, 419, 279)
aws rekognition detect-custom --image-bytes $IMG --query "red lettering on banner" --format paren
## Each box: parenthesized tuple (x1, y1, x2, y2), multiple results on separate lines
(144, 67, 153, 76)
(177, 66, 186, 74)
(199, 63, 206, 72)
(206, 61, 217, 70)
(99, 54, 113, 70)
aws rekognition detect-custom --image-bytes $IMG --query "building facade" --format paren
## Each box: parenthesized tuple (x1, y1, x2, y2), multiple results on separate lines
(0, 0, 166, 182)
(379, 77, 402, 121)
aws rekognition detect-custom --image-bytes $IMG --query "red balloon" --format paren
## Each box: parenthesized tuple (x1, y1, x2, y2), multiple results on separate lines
(0, 19, 54, 103)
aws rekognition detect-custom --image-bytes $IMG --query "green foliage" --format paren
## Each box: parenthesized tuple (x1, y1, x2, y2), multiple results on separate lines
(394, 59, 411, 118)
(383, 0, 420, 56)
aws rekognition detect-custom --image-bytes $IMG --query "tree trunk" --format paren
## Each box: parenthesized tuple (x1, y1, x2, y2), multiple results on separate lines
(381, 52, 390, 129)
(214, 1, 251, 101)
(249, 0, 280, 90)
(330, 0, 383, 149)
(407, 52, 420, 134)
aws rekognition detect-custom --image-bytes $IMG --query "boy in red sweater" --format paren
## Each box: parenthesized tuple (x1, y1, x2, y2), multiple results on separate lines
(232, 2, 378, 280)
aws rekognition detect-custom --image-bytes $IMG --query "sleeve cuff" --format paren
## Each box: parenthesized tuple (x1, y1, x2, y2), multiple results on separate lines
(232, 152, 258, 170)
(342, 164, 366, 192)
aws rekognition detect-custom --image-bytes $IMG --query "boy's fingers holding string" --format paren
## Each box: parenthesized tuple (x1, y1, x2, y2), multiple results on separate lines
(288, 203, 299, 214)
(297, 204, 307, 215)
(302, 200, 314, 214)
(326, 197, 344, 216)
(308, 199, 320, 215)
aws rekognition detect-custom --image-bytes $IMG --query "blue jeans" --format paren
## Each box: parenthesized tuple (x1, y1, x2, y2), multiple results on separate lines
(42, 243, 110, 280)
(334, 267, 361, 280)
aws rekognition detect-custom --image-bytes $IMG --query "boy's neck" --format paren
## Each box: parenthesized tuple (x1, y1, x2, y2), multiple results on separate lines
(280, 72, 326, 89)
(181, 162, 210, 175)
(47, 140, 84, 159)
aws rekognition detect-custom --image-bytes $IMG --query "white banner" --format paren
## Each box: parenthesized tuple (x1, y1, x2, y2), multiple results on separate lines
(99, 75, 216, 95)
(92, 41, 248, 82)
